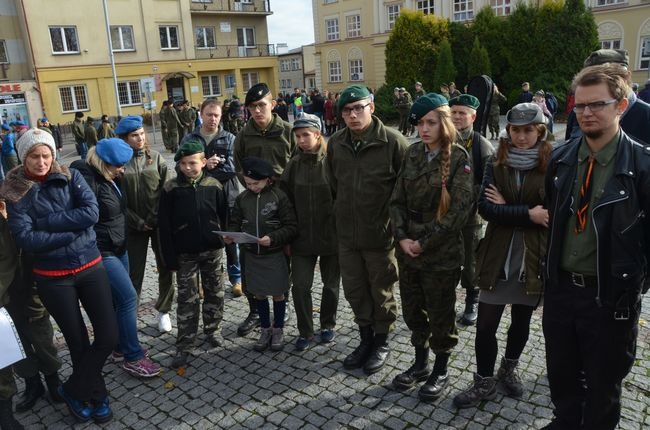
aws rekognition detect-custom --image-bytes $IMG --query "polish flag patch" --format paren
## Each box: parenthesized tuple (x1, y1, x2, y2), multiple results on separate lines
(464, 164, 471, 174)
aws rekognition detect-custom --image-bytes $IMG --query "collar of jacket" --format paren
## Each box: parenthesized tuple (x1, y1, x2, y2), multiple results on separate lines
(343, 116, 385, 148)
(297, 142, 326, 164)
(245, 113, 284, 137)
(0, 161, 70, 204)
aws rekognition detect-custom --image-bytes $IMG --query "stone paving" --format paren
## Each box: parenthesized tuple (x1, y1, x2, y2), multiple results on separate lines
(11, 121, 650, 429)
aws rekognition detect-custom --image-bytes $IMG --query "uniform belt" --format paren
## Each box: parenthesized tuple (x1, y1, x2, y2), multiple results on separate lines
(407, 209, 435, 223)
(560, 270, 597, 288)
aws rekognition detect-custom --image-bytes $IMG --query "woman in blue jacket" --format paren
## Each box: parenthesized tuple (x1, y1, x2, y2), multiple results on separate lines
(0, 128, 118, 424)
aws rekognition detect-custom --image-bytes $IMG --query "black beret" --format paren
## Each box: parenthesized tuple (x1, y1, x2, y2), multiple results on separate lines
(241, 156, 274, 180)
(245, 83, 271, 106)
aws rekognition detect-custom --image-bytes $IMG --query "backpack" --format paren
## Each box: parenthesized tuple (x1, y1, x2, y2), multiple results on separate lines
(545, 92, 558, 115)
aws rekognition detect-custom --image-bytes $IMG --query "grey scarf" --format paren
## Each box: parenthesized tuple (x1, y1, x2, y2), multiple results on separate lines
(505, 146, 540, 171)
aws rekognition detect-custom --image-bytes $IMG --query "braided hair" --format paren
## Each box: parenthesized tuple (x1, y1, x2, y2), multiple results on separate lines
(434, 105, 456, 221)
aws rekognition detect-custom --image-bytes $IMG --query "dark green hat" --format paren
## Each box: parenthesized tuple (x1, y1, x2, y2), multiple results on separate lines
(174, 139, 205, 161)
(583, 49, 629, 68)
(337, 85, 370, 109)
(409, 92, 448, 125)
(449, 94, 480, 110)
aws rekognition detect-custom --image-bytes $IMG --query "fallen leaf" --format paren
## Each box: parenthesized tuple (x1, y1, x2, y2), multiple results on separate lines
(639, 319, 646, 327)
(176, 367, 187, 377)
(163, 381, 175, 389)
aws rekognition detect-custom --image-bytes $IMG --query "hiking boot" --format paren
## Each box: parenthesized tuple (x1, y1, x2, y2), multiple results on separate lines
(393, 347, 430, 391)
(15, 375, 44, 412)
(418, 372, 449, 402)
(496, 357, 524, 397)
(453, 373, 497, 408)
(363, 334, 390, 375)
(343, 326, 374, 369)
(254, 328, 272, 352)
(0, 399, 24, 430)
(122, 357, 162, 378)
(171, 352, 189, 369)
(270, 327, 284, 351)
(238, 313, 260, 337)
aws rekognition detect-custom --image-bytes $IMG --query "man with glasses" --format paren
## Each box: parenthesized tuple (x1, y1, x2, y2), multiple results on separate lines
(542, 63, 650, 429)
(233, 83, 296, 338)
(326, 85, 408, 375)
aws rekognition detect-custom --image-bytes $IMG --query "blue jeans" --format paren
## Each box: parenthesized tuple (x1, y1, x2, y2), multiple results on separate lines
(75, 141, 88, 160)
(103, 253, 145, 362)
(225, 243, 241, 284)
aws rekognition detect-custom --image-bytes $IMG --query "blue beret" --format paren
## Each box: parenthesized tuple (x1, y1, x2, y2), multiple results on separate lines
(1, 124, 10, 131)
(409, 93, 448, 125)
(40, 117, 48, 123)
(115, 115, 143, 136)
(96, 138, 134, 166)
(241, 156, 274, 180)
(13, 120, 25, 127)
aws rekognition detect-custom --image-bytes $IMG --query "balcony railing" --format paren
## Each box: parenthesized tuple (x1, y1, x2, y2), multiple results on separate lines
(190, 0, 271, 14)
(194, 44, 276, 59)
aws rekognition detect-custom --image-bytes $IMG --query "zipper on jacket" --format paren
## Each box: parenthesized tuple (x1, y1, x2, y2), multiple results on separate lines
(256, 192, 261, 254)
(547, 175, 570, 280)
(620, 210, 644, 234)
(309, 164, 314, 246)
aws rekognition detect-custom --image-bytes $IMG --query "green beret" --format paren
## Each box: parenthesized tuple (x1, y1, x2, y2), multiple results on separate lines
(174, 139, 205, 161)
(449, 94, 480, 110)
(337, 85, 370, 109)
(409, 92, 448, 125)
(583, 49, 629, 68)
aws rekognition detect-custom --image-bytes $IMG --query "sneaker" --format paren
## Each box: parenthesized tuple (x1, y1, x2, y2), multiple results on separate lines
(271, 327, 284, 351)
(231, 282, 243, 297)
(320, 329, 336, 343)
(91, 396, 113, 424)
(295, 336, 313, 351)
(158, 313, 172, 333)
(111, 349, 149, 362)
(58, 386, 92, 423)
(171, 352, 189, 369)
(254, 328, 272, 352)
(122, 357, 162, 378)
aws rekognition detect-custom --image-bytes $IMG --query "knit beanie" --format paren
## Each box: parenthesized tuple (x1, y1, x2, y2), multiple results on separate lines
(16, 128, 56, 162)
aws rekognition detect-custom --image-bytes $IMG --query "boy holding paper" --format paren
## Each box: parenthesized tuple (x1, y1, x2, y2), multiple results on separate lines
(158, 140, 228, 369)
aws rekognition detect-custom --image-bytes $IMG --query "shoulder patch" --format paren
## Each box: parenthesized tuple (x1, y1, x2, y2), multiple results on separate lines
(463, 164, 472, 174)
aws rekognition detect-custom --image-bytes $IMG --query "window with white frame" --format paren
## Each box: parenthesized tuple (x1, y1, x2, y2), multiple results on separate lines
(237, 28, 255, 47)
(241, 72, 259, 91)
(225, 74, 236, 90)
(387, 4, 400, 30)
(349, 59, 363, 81)
(59, 85, 88, 112)
(328, 61, 342, 82)
(110, 26, 134, 51)
(117, 81, 142, 106)
(0, 41, 8, 63)
(347, 14, 361, 38)
(326, 18, 339, 41)
(640, 36, 650, 69)
(416, 0, 434, 15)
(202, 75, 221, 97)
(453, 0, 474, 22)
(280, 59, 291, 72)
(490, 0, 511, 16)
(49, 26, 80, 54)
(291, 58, 301, 70)
(596, 0, 625, 6)
(281, 79, 292, 89)
(323, 0, 337, 4)
(195, 27, 215, 49)
(159, 26, 179, 49)
(600, 39, 621, 50)
(192, 0, 212, 3)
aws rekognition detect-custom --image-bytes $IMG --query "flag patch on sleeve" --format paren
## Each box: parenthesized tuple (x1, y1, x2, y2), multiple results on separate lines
(464, 164, 471, 174)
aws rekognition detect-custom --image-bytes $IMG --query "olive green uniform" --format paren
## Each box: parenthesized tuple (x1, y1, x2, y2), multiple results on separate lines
(326, 115, 408, 334)
(159, 105, 170, 150)
(164, 106, 183, 152)
(389, 142, 473, 352)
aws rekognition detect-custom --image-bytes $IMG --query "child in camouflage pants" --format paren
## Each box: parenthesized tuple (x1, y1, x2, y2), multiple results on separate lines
(158, 140, 228, 369)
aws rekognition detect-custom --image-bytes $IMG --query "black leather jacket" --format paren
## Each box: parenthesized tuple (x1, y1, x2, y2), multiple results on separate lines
(545, 132, 650, 318)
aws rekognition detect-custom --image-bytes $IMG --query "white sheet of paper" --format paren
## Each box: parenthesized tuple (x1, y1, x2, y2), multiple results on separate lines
(0, 307, 26, 369)
(213, 231, 259, 244)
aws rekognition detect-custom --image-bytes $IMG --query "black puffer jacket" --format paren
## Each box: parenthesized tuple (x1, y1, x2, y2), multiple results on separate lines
(71, 160, 127, 256)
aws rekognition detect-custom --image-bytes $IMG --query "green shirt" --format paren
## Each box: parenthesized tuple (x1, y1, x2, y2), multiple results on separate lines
(560, 132, 620, 275)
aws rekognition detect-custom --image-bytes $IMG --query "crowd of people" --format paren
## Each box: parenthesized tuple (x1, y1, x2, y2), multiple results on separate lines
(0, 47, 649, 430)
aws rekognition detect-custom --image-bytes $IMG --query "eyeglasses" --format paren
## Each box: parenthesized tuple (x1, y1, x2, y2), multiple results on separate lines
(341, 103, 371, 116)
(248, 102, 269, 112)
(573, 99, 618, 114)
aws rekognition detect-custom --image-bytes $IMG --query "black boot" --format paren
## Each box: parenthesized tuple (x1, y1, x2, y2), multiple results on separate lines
(418, 352, 450, 402)
(457, 288, 479, 326)
(0, 399, 24, 430)
(43, 373, 64, 403)
(363, 333, 391, 375)
(15, 376, 44, 413)
(392, 346, 430, 390)
(237, 295, 260, 337)
(343, 326, 374, 370)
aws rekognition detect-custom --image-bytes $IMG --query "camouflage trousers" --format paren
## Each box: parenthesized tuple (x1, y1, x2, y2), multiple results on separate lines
(399, 265, 460, 354)
(176, 250, 225, 352)
(0, 366, 16, 401)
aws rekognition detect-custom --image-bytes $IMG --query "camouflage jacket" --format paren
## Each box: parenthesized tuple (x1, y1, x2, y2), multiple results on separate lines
(389, 141, 473, 270)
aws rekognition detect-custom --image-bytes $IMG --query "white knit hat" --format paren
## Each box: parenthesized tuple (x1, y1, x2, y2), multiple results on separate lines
(16, 128, 56, 162)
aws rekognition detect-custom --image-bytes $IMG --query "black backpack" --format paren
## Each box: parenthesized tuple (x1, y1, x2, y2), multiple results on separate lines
(545, 92, 558, 115)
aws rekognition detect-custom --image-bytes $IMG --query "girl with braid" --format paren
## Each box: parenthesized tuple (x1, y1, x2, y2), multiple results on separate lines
(389, 93, 473, 402)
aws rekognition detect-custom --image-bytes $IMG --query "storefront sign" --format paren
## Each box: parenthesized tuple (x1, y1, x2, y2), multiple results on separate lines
(0, 93, 26, 104)
(0, 84, 21, 93)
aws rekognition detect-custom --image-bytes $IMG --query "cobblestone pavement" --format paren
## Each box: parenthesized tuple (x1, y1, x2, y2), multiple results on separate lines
(13, 121, 649, 429)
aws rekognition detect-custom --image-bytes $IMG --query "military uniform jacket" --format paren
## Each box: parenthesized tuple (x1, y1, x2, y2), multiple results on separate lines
(476, 159, 546, 294)
(458, 128, 495, 225)
(327, 116, 408, 250)
(234, 113, 295, 178)
(121, 147, 170, 231)
(158, 172, 226, 270)
(280, 144, 337, 256)
(390, 142, 473, 270)
(72, 119, 85, 144)
(228, 184, 297, 256)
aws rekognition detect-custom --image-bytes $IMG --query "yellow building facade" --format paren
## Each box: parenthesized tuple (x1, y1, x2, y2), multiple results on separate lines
(19, 0, 279, 124)
(312, 0, 650, 93)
